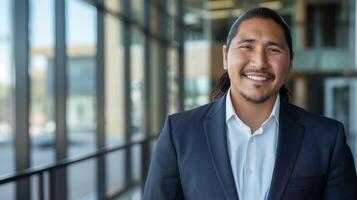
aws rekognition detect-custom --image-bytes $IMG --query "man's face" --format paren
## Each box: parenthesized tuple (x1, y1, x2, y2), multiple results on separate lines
(223, 18, 291, 104)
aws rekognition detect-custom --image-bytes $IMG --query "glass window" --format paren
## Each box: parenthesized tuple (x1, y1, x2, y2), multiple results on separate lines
(307, 4, 338, 47)
(131, 28, 145, 140)
(131, 0, 144, 26)
(104, 13, 126, 193)
(168, 47, 179, 114)
(306, 3, 348, 48)
(105, 14, 125, 148)
(130, 28, 145, 185)
(324, 78, 357, 167)
(66, 0, 97, 157)
(183, 1, 210, 109)
(0, 0, 15, 198)
(104, 0, 122, 14)
(29, 1, 56, 199)
(68, 159, 97, 199)
(66, 0, 97, 198)
(29, 0, 55, 167)
(184, 41, 210, 109)
(106, 151, 125, 196)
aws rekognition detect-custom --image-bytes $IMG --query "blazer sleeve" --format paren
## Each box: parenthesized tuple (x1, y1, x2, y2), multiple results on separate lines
(142, 117, 184, 200)
(324, 122, 357, 199)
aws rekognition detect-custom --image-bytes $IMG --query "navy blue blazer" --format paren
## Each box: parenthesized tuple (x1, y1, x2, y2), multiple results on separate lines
(143, 94, 357, 200)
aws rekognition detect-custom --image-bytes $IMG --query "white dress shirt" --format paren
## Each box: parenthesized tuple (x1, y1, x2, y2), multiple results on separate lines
(226, 89, 280, 200)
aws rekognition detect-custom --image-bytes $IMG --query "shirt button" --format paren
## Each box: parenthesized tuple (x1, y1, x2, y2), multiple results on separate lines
(249, 138, 254, 143)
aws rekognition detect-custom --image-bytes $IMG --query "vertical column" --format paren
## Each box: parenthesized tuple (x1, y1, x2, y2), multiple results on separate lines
(293, 76, 307, 109)
(353, 0, 357, 68)
(177, 0, 185, 111)
(96, 0, 106, 198)
(53, 0, 68, 199)
(150, 0, 162, 134)
(159, 0, 168, 122)
(123, 0, 133, 187)
(13, 0, 30, 199)
(141, 0, 152, 188)
(296, 0, 306, 49)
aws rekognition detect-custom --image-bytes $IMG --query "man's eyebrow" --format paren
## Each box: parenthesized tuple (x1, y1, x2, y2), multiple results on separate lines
(267, 41, 286, 49)
(236, 39, 255, 44)
(236, 39, 286, 49)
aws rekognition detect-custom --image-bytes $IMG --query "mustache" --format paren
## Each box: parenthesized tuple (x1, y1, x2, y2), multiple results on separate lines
(240, 69, 275, 78)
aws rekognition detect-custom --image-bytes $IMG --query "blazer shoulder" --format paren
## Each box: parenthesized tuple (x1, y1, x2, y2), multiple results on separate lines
(169, 101, 218, 125)
(286, 103, 344, 143)
(287, 102, 341, 126)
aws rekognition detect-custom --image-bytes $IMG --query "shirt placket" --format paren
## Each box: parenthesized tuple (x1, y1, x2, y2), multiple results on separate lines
(242, 134, 257, 200)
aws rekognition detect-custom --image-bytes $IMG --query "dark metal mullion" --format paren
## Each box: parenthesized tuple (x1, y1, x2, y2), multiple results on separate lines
(141, 0, 152, 188)
(123, 0, 133, 187)
(14, 0, 30, 199)
(177, 0, 185, 111)
(96, 0, 106, 199)
(38, 173, 44, 200)
(160, 0, 168, 122)
(53, 0, 68, 199)
(84, 0, 172, 47)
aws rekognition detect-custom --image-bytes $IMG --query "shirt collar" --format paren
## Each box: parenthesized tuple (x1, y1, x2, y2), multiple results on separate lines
(225, 88, 280, 125)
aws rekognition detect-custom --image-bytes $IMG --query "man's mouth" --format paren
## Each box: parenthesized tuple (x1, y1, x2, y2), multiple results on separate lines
(242, 72, 273, 81)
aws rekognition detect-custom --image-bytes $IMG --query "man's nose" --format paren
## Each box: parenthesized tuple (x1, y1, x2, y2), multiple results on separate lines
(251, 49, 267, 69)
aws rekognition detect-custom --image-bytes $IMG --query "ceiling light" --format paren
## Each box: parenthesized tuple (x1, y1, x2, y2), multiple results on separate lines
(206, 1, 234, 10)
(258, 1, 283, 10)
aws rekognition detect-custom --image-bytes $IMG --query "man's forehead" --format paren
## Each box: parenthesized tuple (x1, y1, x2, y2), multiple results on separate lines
(234, 18, 287, 45)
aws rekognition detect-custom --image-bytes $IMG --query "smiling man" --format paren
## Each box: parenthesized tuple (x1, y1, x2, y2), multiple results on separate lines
(143, 7, 357, 200)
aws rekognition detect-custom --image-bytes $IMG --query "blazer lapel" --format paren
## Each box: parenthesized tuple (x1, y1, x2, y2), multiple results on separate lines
(268, 100, 305, 200)
(203, 95, 239, 200)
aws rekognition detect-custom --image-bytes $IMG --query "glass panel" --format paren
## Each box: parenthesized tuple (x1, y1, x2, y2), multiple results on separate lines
(68, 159, 97, 199)
(0, 0, 15, 198)
(105, 14, 125, 148)
(66, 0, 97, 157)
(132, 0, 144, 26)
(168, 47, 179, 114)
(66, 1, 97, 199)
(29, 0, 55, 167)
(131, 28, 144, 140)
(150, 40, 161, 136)
(105, 0, 122, 14)
(168, 0, 177, 17)
(183, 0, 210, 109)
(106, 151, 125, 196)
(184, 41, 210, 109)
(131, 145, 142, 183)
(0, 183, 15, 200)
(149, 2, 161, 37)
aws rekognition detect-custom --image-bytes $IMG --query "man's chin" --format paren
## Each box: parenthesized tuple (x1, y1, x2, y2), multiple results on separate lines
(239, 92, 271, 104)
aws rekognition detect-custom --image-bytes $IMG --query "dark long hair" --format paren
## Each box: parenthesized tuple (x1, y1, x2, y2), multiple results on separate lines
(211, 7, 293, 102)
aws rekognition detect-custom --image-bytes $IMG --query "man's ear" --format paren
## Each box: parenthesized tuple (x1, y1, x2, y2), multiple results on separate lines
(223, 45, 228, 70)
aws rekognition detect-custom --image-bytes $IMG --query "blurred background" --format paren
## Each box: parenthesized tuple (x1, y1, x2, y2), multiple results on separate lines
(0, 0, 357, 199)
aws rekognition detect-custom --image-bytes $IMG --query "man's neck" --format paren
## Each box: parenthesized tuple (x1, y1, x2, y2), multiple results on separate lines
(230, 91, 277, 133)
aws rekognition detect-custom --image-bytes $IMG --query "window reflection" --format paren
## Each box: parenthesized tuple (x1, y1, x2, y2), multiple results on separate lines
(29, 0, 55, 167)
(66, 0, 97, 157)
(131, 28, 145, 140)
(0, 0, 15, 198)
(66, 0, 97, 198)
(105, 14, 125, 148)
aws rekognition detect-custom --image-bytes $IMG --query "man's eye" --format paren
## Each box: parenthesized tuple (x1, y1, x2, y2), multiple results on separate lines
(239, 45, 251, 50)
(268, 48, 281, 53)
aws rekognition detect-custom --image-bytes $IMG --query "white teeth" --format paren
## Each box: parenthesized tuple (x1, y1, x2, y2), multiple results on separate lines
(246, 75, 268, 81)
